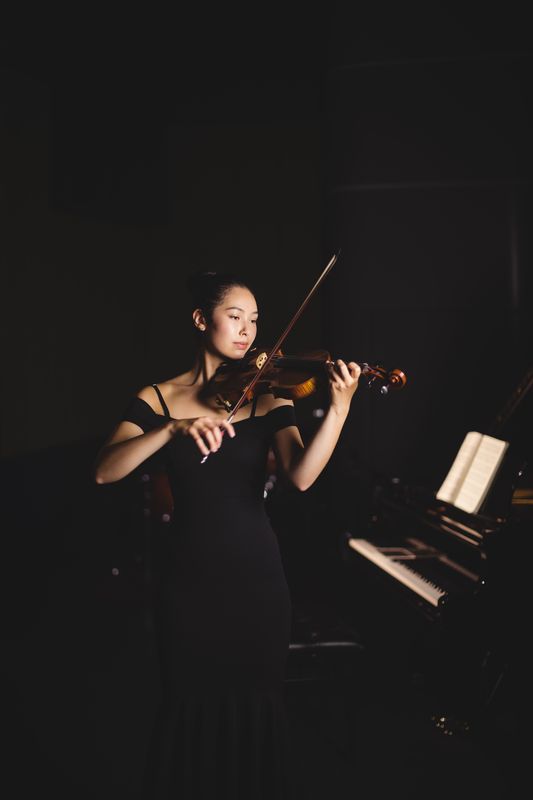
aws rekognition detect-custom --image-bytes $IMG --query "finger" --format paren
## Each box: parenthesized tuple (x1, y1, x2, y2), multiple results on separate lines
(340, 359, 359, 381)
(196, 417, 223, 447)
(331, 377, 345, 392)
(192, 421, 218, 452)
(220, 420, 236, 438)
(336, 360, 361, 387)
(189, 429, 210, 456)
(207, 423, 223, 448)
(201, 427, 219, 452)
(329, 360, 347, 386)
(329, 368, 344, 388)
(336, 359, 351, 380)
(348, 362, 361, 380)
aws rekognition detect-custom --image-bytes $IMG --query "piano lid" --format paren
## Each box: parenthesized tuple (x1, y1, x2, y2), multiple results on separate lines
(477, 366, 533, 521)
(488, 365, 533, 445)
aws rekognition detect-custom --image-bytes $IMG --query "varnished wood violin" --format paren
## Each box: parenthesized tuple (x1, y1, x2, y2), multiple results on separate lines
(206, 346, 407, 413)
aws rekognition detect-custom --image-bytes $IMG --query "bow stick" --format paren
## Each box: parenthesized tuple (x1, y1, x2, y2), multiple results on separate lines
(201, 250, 340, 463)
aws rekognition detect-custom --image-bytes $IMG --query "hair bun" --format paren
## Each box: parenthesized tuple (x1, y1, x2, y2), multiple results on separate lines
(186, 271, 217, 296)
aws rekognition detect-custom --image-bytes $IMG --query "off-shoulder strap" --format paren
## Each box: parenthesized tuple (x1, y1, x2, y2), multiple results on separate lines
(152, 384, 171, 418)
(267, 404, 298, 434)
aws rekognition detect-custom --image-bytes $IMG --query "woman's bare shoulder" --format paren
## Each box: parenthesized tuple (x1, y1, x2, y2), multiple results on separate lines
(137, 375, 197, 417)
(158, 372, 196, 392)
(135, 384, 159, 410)
(136, 372, 190, 403)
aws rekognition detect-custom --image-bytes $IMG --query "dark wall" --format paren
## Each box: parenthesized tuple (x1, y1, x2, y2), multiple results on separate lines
(1, 10, 325, 459)
(1, 11, 329, 796)
(322, 3, 533, 492)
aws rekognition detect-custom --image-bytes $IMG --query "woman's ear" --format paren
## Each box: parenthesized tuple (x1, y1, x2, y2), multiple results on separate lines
(192, 308, 207, 331)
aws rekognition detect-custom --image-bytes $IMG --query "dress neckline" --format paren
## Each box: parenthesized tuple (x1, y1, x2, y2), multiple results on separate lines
(134, 395, 277, 425)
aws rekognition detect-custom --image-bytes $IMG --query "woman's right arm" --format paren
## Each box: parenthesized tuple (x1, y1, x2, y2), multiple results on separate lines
(93, 398, 236, 484)
(93, 419, 178, 484)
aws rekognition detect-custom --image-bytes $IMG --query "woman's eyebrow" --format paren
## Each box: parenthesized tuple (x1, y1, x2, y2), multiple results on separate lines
(225, 306, 259, 315)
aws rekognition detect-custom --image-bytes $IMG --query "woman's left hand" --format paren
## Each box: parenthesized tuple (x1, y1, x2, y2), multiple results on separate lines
(328, 360, 361, 415)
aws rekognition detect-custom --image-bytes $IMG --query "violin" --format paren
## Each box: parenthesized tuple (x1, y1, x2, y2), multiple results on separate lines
(200, 251, 407, 461)
(207, 346, 407, 413)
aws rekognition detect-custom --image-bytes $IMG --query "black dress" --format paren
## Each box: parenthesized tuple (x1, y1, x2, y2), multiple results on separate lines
(122, 386, 297, 799)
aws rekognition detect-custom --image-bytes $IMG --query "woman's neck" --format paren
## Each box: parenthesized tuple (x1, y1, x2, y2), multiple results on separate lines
(190, 347, 224, 386)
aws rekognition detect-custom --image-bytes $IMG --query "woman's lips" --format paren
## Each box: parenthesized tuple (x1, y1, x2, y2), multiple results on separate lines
(233, 342, 248, 350)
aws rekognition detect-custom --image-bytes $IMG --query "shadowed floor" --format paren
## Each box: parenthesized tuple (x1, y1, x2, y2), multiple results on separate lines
(2, 588, 523, 800)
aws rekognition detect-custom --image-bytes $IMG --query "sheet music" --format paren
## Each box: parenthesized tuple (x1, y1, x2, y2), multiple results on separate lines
(436, 432, 482, 505)
(436, 431, 509, 515)
(453, 435, 509, 513)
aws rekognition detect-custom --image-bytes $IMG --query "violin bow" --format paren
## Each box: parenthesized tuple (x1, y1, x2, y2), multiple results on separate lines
(200, 250, 340, 463)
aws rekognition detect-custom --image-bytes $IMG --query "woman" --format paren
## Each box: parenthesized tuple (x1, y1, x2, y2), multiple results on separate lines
(94, 272, 360, 799)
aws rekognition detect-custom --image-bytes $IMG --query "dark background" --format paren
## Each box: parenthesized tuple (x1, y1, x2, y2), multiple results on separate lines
(1, 3, 532, 798)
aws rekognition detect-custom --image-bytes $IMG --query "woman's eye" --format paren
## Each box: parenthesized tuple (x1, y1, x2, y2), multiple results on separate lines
(230, 315, 239, 320)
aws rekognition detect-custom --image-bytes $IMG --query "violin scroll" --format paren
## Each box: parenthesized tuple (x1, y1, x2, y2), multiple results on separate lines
(360, 363, 407, 395)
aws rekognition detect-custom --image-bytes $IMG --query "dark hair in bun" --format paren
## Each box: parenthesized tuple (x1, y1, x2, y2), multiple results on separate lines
(186, 271, 255, 323)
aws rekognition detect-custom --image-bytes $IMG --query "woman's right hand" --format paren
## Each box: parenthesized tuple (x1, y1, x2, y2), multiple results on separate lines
(170, 417, 236, 457)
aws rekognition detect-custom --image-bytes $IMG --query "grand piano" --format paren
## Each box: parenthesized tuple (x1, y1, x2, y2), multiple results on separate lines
(341, 367, 533, 730)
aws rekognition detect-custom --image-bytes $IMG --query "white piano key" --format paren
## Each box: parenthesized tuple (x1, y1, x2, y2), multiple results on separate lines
(348, 538, 447, 607)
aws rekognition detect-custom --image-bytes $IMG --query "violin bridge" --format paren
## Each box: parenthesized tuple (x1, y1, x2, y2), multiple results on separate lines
(255, 351, 268, 369)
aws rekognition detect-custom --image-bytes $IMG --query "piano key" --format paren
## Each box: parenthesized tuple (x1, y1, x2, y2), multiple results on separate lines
(347, 538, 447, 607)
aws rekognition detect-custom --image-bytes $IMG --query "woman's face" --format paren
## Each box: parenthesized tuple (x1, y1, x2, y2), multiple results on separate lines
(205, 286, 258, 360)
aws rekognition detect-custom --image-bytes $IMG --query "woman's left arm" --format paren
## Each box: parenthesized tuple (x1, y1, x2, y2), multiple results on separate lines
(273, 360, 361, 492)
